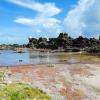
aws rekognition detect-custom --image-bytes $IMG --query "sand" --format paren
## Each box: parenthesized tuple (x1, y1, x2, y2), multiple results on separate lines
(0, 63, 100, 100)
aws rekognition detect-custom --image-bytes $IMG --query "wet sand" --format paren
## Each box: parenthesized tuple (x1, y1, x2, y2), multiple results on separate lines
(0, 63, 100, 100)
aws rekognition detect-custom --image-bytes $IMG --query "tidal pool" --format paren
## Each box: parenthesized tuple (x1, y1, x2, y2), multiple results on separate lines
(0, 50, 100, 66)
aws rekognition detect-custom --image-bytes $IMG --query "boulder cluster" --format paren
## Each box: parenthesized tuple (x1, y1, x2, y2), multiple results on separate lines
(27, 33, 100, 53)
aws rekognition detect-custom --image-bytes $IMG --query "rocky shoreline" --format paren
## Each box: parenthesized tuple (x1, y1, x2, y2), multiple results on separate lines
(1, 32, 100, 55)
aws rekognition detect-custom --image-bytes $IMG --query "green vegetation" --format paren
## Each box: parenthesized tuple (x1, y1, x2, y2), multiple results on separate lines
(0, 83, 52, 100)
(1, 33, 100, 54)
(0, 70, 51, 100)
(95, 89, 100, 93)
(27, 33, 100, 54)
(93, 87, 100, 93)
(0, 70, 5, 82)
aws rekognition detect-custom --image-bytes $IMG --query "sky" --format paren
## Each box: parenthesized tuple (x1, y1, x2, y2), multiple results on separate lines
(0, 0, 100, 44)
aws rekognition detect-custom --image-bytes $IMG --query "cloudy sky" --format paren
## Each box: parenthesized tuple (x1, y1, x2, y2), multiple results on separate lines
(0, 0, 100, 44)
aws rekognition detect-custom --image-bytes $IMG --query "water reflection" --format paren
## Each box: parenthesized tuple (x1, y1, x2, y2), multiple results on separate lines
(0, 50, 100, 66)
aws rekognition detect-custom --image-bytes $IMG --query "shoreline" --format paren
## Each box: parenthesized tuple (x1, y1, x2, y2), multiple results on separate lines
(0, 48, 100, 56)
(0, 63, 100, 99)
(1, 59, 100, 67)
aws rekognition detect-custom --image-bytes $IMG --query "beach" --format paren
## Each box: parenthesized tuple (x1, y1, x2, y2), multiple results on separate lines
(0, 63, 100, 100)
(1, 0, 100, 99)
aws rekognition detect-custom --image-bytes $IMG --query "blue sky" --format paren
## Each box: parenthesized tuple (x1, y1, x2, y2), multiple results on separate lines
(0, 0, 100, 44)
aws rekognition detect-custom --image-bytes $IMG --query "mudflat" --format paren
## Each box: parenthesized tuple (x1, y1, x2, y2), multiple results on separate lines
(0, 63, 100, 100)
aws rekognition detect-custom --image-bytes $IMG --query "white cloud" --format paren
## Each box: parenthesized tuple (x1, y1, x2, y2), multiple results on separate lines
(8, 0, 62, 37)
(14, 17, 35, 25)
(14, 16, 62, 37)
(64, 0, 100, 37)
(8, 0, 100, 38)
(7, 0, 62, 37)
(7, 0, 61, 17)
(14, 17, 60, 26)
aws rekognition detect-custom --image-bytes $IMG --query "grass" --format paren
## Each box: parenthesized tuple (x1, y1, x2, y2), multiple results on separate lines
(0, 70, 5, 82)
(95, 89, 100, 93)
(0, 83, 52, 100)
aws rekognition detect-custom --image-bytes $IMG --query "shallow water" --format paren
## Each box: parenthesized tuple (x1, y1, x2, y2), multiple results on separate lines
(0, 50, 100, 66)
